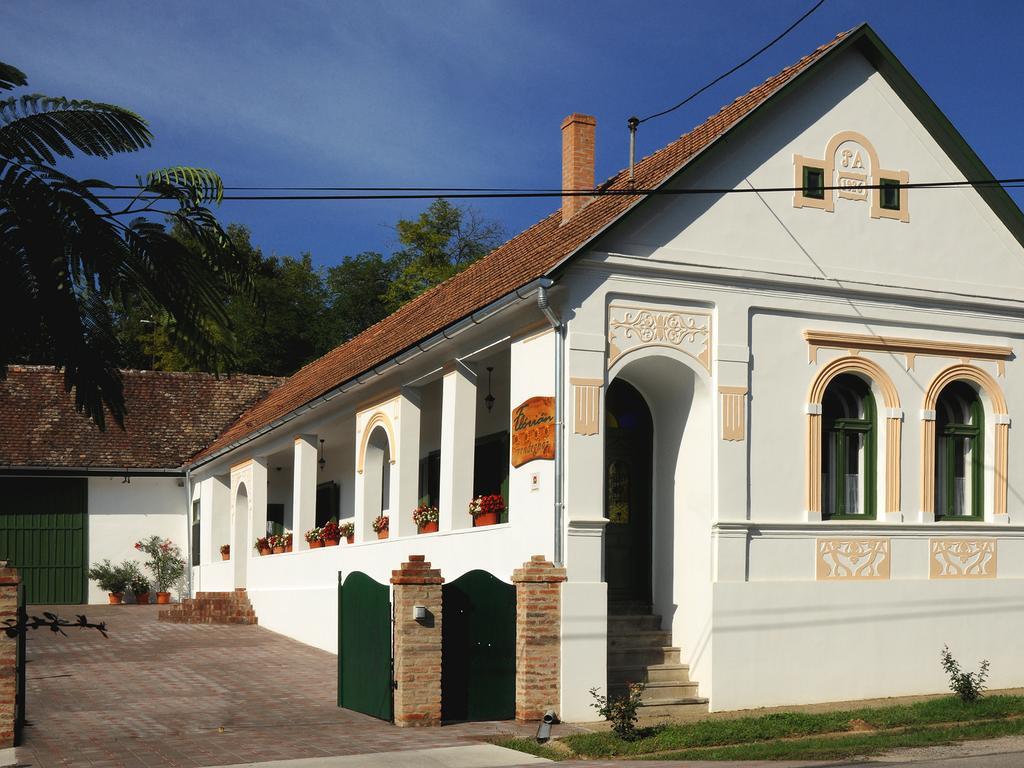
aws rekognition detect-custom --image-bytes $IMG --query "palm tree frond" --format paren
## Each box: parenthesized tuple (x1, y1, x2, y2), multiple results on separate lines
(0, 62, 27, 92)
(0, 95, 151, 163)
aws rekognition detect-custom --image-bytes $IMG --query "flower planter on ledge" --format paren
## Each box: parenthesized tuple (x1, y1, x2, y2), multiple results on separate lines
(135, 592, 150, 605)
(221, 552, 230, 561)
(324, 538, 339, 547)
(272, 545, 285, 555)
(259, 547, 271, 556)
(309, 540, 323, 549)
(473, 511, 500, 527)
(377, 530, 389, 540)
(346, 534, 355, 544)
(108, 592, 123, 605)
(418, 521, 439, 534)
(155, 592, 171, 605)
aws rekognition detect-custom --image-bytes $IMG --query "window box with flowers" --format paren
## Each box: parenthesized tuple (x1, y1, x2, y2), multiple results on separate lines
(412, 504, 439, 534)
(469, 494, 505, 527)
(372, 515, 389, 540)
(220, 543, 230, 561)
(305, 527, 323, 548)
(135, 536, 186, 604)
(321, 520, 341, 546)
(339, 521, 355, 544)
(255, 536, 271, 556)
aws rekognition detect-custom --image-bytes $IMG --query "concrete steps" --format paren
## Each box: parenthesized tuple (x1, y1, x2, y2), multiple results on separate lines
(607, 610, 707, 718)
(158, 588, 258, 625)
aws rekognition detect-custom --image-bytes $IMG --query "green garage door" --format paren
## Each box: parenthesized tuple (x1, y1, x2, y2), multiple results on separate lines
(0, 478, 87, 604)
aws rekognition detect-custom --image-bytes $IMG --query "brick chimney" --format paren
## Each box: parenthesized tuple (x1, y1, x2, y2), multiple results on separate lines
(561, 113, 596, 224)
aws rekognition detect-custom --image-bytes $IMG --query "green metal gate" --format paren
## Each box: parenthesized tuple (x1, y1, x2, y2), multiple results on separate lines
(338, 571, 392, 720)
(442, 569, 516, 722)
(0, 479, 88, 604)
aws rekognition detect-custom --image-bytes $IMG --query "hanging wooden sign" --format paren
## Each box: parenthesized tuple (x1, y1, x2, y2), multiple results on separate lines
(510, 396, 555, 468)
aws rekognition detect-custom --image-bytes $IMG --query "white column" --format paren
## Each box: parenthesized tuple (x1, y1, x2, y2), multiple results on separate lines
(293, 434, 318, 550)
(395, 388, 422, 537)
(439, 361, 477, 530)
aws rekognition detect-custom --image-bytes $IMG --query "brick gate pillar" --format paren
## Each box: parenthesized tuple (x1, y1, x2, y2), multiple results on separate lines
(0, 564, 19, 747)
(391, 555, 443, 727)
(512, 555, 567, 721)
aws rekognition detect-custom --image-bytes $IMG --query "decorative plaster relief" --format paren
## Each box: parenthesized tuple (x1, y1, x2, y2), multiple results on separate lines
(803, 330, 1012, 377)
(571, 378, 602, 436)
(355, 396, 400, 474)
(816, 538, 890, 581)
(793, 131, 909, 223)
(607, 304, 711, 371)
(929, 539, 996, 579)
(719, 386, 747, 441)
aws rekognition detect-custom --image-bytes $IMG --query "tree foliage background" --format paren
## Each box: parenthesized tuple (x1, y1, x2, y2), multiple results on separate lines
(14, 198, 505, 378)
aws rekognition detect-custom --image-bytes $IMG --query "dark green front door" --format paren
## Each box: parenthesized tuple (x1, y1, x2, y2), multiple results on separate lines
(604, 380, 653, 606)
(0, 478, 87, 604)
(338, 571, 392, 720)
(442, 569, 515, 721)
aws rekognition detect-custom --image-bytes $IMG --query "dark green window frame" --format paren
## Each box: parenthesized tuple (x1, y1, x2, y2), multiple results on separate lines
(879, 178, 901, 210)
(822, 375, 877, 520)
(803, 165, 825, 199)
(191, 500, 200, 566)
(935, 384, 984, 520)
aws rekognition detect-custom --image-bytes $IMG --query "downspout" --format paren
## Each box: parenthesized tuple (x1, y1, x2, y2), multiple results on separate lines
(184, 467, 194, 598)
(536, 285, 565, 567)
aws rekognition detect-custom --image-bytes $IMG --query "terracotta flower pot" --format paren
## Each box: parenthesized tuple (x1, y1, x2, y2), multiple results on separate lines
(324, 538, 339, 547)
(259, 547, 272, 556)
(134, 592, 150, 605)
(346, 533, 355, 543)
(376, 529, 389, 540)
(285, 543, 293, 553)
(108, 592, 123, 605)
(272, 545, 285, 554)
(418, 521, 439, 534)
(221, 552, 230, 561)
(309, 539, 323, 549)
(473, 511, 500, 527)
(155, 592, 171, 605)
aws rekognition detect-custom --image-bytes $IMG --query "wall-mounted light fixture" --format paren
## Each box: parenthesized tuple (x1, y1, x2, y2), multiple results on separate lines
(485, 366, 495, 413)
(318, 439, 326, 471)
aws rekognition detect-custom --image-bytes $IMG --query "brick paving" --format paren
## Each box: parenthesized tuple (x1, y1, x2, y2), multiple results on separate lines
(17, 604, 580, 768)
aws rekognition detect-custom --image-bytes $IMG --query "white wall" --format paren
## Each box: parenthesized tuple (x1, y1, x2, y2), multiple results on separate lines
(86, 476, 186, 603)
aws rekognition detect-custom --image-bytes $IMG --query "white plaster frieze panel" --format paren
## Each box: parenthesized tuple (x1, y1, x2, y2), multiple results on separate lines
(607, 303, 711, 371)
(929, 539, 996, 579)
(815, 538, 890, 581)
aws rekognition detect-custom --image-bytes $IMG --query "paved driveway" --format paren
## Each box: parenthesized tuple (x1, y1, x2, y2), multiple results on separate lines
(17, 604, 567, 768)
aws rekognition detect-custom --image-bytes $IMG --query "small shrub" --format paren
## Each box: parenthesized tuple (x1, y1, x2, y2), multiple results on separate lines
(941, 645, 989, 702)
(589, 683, 645, 740)
(87, 559, 132, 594)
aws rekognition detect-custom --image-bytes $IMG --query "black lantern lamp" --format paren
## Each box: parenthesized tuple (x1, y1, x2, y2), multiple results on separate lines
(485, 366, 495, 413)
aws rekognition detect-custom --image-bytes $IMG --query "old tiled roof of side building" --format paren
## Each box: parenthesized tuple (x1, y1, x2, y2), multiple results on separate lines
(191, 27, 855, 465)
(0, 366, 284, 470)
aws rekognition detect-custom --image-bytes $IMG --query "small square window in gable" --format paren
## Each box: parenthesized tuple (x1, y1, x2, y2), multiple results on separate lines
(803, 166, 826, 199)
(879, 178, 900, 211)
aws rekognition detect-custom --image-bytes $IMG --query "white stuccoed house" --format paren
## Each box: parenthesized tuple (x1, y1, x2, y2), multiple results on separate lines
(5, 23, 1024, 723)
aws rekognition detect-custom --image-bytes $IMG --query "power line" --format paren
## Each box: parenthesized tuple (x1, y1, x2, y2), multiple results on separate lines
(95, 178, 1024, 202)
(635, 0, 828, 125)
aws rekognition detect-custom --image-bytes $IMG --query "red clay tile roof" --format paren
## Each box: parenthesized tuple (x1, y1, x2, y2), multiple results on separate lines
(0, 366, 283, 470)
(192, 27, 855, 465)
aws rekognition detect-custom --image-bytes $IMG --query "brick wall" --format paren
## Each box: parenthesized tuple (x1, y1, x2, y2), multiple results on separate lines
(391, 555, 443, 727)
(512, 555, 567, 721)
(0, 565, 20, 747)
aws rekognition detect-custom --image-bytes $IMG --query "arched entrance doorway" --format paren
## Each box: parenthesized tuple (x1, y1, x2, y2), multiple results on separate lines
(604, 379, 653, 607)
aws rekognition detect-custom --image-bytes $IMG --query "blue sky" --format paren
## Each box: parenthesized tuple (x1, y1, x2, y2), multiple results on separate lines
(5, 1, 1024, 267)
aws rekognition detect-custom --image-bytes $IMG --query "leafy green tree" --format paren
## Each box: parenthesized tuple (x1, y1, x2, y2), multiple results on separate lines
(0, 61, 251, 428)
(383, 199, 504, 312)
(324, 251, 394, 344)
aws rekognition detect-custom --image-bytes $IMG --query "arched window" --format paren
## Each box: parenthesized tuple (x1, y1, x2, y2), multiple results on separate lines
(821, 374, 876, 518)
(934, 382, 983, 519)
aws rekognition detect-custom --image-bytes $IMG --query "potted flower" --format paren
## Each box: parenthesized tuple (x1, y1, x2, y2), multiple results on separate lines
(469, 494, 505, 527)
(321, 520, 340, 546)
(305, 527, 323, 548)
(220, 544, 230, 561)
(412, 504, 439, 534)
(130, 572, 151, 605)
(255, 536, 271, 556)
(270, 534, 286, 555)
(284, 532, 293, 553)
(135, 536, 186, 604)
(372, 515, 389, 540)
(339, 521, 355, 544)
(87, 559, 131, 604)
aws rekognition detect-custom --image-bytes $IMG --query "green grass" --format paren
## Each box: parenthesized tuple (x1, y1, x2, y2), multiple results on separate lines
(491, 736, 569, 761)
(518, 696, 1024, 761)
